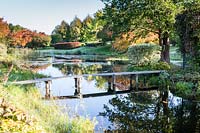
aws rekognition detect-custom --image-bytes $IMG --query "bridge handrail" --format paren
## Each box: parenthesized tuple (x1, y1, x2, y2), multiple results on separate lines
(10, 70, 165, 85)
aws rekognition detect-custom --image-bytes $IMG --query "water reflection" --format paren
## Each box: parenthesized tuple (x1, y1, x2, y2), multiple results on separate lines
(52, 63, 132, 90)
(31, 53, 200, 132)
(100, 91, 200, 132)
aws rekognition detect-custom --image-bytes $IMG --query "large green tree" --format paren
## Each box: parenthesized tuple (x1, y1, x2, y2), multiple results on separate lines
(81, 15, 96, 42)
(51, 34, 63, 44)
(101, 0, 182, 63)
(70, 17, 82, 41)
(176, 0, 200, 67)
(51, 20, 70, 42)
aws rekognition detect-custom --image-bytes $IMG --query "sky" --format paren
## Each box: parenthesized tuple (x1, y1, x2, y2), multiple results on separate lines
(0, 0, 104, 35)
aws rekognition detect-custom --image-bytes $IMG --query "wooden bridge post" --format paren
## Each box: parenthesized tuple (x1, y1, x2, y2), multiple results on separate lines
(74, 77, 81, 96)
(108, 76, 112, 92)
(45, 80, 51, 99)
(112, 74, 116, 92)
(130, 75, 133, 90)
(107, 75, 116, 92)
(143, 75, 146, 88)
(135, 74, 139, 90)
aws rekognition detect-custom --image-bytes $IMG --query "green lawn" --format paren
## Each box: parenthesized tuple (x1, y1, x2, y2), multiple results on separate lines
(170, 46, 182, 61)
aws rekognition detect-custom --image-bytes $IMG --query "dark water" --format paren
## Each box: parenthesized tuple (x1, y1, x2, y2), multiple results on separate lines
(30, 54, 200, 132)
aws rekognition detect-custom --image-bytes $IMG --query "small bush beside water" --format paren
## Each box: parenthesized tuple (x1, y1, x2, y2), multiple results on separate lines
(174, 81, 194, 98)
(170, 70, 200, 99)
(128, 62, 171, 71)
(127, 43, 161, 65)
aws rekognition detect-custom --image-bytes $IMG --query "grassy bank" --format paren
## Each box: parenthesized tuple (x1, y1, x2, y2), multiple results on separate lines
(0, 66, 96, 132)
(0, 44, 96, 132)
(36, 44, 127, 58)
(0, 85, 95, 132)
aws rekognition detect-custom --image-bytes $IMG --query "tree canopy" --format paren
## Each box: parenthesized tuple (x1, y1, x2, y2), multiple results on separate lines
(51, 20, 70, 42)
(176, 0, 200, 66)
(51, 12, 107, 43)
(101, 0, 183, 63)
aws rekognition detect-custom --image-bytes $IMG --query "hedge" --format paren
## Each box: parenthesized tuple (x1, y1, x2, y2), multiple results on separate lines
(127, 43, 161, 65)
(53, 42, 82, 49)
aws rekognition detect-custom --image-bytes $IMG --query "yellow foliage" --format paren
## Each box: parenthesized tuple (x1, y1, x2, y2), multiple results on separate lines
(112, 32, 134, 52)
(134, 32, 159, 44)
(112, 32, 158, 52)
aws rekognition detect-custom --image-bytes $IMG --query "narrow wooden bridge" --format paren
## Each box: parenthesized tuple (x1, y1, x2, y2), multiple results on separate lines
(11, 70, 165, 99)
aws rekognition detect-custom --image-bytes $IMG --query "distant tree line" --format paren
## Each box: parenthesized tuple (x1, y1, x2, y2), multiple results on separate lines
(0, 18, 51, 48)
(51, 10, 113, 44)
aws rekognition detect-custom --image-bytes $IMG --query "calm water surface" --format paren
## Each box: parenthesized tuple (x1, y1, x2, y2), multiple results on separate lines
(30, 53, 200, 132)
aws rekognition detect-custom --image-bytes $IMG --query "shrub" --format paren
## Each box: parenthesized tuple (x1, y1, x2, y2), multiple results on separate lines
(175, 81, 194, 98)
(53, 42, 82, 49)
(151, 62, 171, 70)
(127, 43, 161, 65)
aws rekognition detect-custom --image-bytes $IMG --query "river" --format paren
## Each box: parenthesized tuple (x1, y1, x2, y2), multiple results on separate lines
(29, 51, 200, 132)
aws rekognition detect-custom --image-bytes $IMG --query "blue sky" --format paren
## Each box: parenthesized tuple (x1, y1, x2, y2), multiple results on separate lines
(0, 0, 104, 34)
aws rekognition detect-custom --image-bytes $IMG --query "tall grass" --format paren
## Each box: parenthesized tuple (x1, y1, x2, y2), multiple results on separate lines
(0, 85, 95, 133)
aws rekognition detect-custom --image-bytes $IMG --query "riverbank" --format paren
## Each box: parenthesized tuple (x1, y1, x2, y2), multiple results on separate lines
(0, 85, 95, 132)
(0, 45, 96, 132)
(36, 44, 127, 59)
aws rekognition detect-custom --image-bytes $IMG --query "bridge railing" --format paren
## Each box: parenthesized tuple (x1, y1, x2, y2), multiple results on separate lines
(9, 70, 165, 99)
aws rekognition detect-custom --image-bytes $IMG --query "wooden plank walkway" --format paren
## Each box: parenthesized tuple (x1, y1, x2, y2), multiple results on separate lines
(10, 70, 164, 85)
(9, 70, 165, 99)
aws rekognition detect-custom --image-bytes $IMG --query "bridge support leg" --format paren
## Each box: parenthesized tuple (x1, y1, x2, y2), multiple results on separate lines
(108, 76, 112, 92)
(135, 74, 139, 91)
(45, 80, 51, 99)
(107, 75, 116, 92)
(143, 75, 146, 88)
(130, 75, 133, 90)
(112, 75, 116, 92)
(74, 77, 81, 96)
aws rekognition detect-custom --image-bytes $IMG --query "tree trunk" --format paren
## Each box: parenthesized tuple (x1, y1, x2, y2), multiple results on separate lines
(160, 32, 170, 63)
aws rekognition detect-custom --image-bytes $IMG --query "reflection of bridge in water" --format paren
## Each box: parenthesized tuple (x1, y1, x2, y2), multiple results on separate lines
(11, 70, 165, 99)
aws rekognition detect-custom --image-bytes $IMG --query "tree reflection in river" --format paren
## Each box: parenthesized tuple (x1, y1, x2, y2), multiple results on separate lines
(100, 91, 200, 132)
(53, 63, 108, 89)
(53, 63, 103, 75)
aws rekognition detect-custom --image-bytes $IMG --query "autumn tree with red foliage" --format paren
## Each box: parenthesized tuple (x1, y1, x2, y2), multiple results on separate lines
(0, 18, 10, 42)
(27, 32, 51, 48)
(8, 29, 33, 47)
(8, 29, 51, 48)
